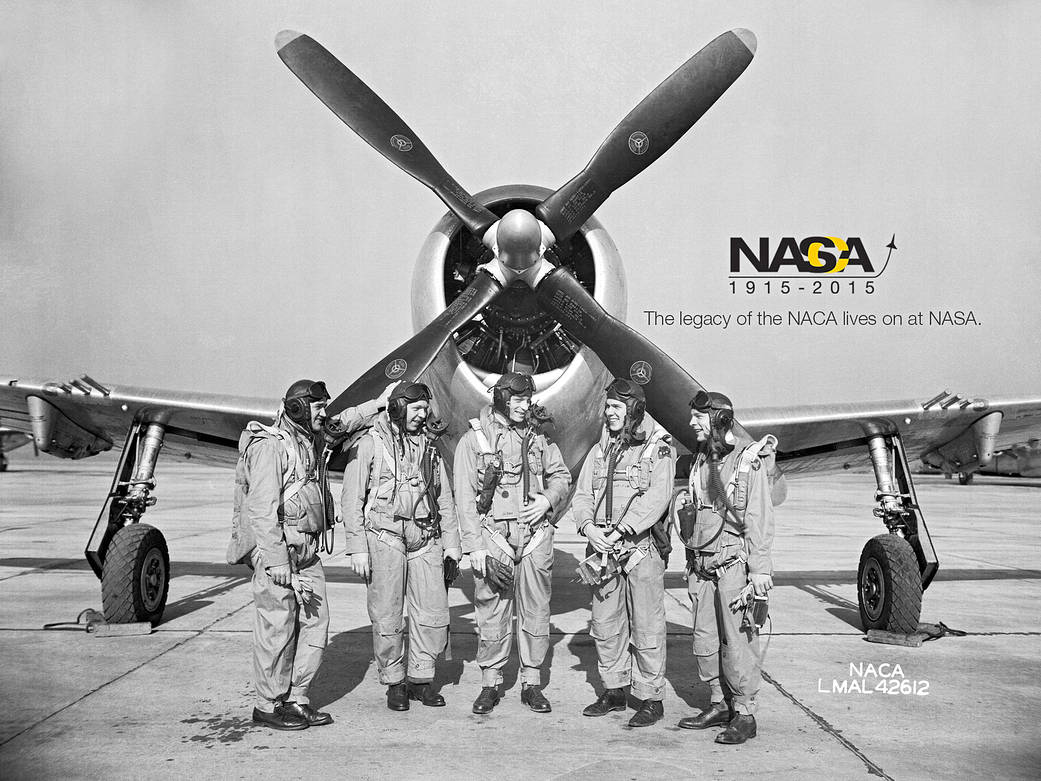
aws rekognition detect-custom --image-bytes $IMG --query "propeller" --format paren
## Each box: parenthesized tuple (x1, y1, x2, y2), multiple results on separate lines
(276, 31, 498, 238)
(278, 28, 760, 446)
(535, 267, 750, 453)
(326, 271, 503, 418)
(535, 29, 756, 243)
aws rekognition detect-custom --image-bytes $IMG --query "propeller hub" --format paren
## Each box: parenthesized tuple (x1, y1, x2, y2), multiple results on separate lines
(495, 209, 544, 272)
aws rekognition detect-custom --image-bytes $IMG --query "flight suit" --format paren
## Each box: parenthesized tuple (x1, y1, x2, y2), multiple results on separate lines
(571, 419, 675, 702)
(236, 401, 381, 713)
(454, 406, 571, 688)
(342, 413, 459, 685)
(685, 438, 774, 715)
(239, 416, 337, 712)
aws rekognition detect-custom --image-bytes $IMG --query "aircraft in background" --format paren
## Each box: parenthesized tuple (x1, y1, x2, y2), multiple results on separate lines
(981, 440, 1041, 478)
(3, 29, 1040, 638)
(0, 426, 34, 472)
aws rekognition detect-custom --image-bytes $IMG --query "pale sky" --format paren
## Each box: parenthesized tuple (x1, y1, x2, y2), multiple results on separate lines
(2, 1, 1039, 409)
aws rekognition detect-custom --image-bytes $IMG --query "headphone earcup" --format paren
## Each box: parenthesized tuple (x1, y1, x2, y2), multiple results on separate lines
(713, 408, 734, 432)
(632, 399, 646, 422)
(285, 397, 307, 422)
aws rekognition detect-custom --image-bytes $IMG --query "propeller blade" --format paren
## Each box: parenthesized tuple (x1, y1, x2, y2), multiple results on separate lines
(536, 29, 757, 242)
(535, 268, 748, 452)
(326, 271, 504, 417)
(276, 31, 498, 237)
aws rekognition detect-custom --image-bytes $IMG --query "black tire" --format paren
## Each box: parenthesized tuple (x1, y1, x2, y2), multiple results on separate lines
(958, 472, 974, 485)
(101, 524, 170, 626)
(857, 534, 923, 634)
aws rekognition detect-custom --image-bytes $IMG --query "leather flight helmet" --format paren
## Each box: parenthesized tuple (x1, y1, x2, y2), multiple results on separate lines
(690, 389, 735, 438)
(492, 372, 535, 414)
(284, 379, 330, 427)
(388, 381, 432, 422)
(605, 377, 647, 439)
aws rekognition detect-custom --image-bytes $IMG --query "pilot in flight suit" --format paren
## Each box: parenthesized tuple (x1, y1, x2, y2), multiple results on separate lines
(341, 382, 461, 711)
(677, 390, 776, 745)
(571, 378, 676, 727)
(230, 379, 390, 730)
(453, 372, 571, 715)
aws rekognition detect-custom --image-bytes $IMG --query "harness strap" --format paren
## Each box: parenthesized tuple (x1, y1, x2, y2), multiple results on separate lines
(481, 520, 518, 562)
(480, 519, 552, 563)
(407, 541, 435, 561)
(361, 429, 384, 523)
(469, 418, 494, 454)
(524, 523, 551, 557)
(595, 427, 669, 529)
(366, 526, 406, 555)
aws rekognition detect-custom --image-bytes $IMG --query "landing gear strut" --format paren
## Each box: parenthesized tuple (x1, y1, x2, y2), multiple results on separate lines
(858, 433, 939, 634)
(85, 420, 170, 625)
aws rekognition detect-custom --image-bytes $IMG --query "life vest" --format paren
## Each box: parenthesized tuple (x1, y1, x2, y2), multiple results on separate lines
(690, 435, 778, 515)
(363, 426, 441, 520)
(591, 426, 670, 525)
(469, 417, 553, 561)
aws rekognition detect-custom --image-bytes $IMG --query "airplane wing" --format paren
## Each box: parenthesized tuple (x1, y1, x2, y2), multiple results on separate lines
(0, 376, 276, 468)
(739, 394, 1041, 476)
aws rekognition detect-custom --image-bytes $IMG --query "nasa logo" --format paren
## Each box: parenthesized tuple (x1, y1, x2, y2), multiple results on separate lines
(385, 359, 408, 379)
(730, 236, 880, 274)
(628, 131, 649, 156)
(629, 360, 652, 385)
(390, 134, 414, 153)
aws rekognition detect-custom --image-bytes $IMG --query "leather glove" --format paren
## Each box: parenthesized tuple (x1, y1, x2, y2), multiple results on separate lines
(484, 556, 515, 590)
(443, 556, 460, 588)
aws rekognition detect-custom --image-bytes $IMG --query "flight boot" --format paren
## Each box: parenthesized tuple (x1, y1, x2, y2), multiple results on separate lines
(678, 701, 731, 730)
(282, 702, 333, 726)
(715, 714, 757, 744)
(408, 682, 446, 707)
(520, 684, 552, 713)
(386, 682, 410, 712)
(582, 688, 627, 717)
(252, 704, 308, 731)
(628, 699, 664, 727)
(472, 686, 500, 714)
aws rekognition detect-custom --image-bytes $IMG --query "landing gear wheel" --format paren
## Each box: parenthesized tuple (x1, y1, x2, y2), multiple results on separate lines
(857, 534, 923, 634)
(958, 472, 974, 485)
(101, 524, 170, 626)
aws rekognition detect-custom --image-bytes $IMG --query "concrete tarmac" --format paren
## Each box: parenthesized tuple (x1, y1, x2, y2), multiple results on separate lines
(1, 450, 1039, 780)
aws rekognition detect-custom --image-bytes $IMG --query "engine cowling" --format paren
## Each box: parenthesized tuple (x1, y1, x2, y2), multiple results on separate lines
(411, 184, 626, 392)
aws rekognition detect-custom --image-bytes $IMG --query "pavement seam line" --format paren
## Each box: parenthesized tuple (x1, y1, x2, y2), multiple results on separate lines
(762, 670, 895, 781)
(0, 599, 253, 749)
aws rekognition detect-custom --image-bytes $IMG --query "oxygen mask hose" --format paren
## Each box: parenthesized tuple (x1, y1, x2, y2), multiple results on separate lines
(708, 452, 744, 532)
(320, 448, 335, 554)
(604, 442, 619, 524)
(521, 429, 532, 506)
